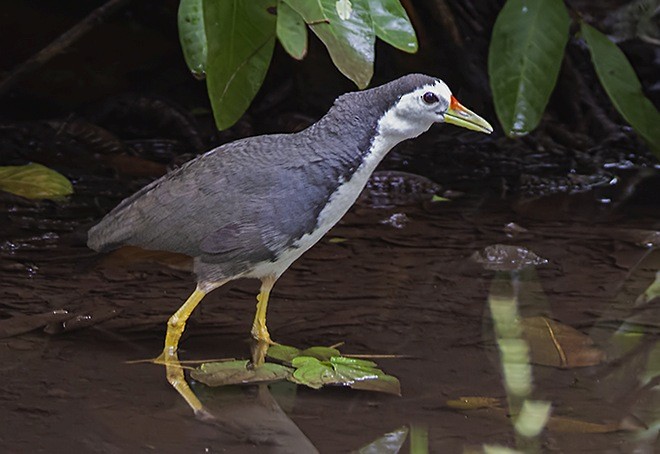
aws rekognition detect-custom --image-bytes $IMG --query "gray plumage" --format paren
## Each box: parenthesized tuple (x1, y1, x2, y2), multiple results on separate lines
(88, 74, 438, 281)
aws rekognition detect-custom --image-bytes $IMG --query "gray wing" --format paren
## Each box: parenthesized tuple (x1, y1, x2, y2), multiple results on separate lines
(87, 134, 332, 271)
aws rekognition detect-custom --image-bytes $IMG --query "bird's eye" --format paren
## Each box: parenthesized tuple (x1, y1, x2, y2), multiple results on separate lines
(422, 92, 439, 104)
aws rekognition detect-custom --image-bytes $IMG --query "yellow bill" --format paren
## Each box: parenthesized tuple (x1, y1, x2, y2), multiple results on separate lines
(444, 96, 493, 134)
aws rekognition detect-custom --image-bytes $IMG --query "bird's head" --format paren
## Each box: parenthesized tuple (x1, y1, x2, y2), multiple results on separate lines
(375, 74, 493, 140)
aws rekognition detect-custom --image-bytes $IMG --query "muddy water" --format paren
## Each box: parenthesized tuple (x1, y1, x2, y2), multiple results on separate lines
(0, 171, 658, 453)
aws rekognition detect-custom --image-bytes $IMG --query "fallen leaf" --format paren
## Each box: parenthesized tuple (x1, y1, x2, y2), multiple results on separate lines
(522, 316, 605, 368)
(192, 360, 293, 386)
(446, 396, 502, 410)
(0, 163, 73, 200)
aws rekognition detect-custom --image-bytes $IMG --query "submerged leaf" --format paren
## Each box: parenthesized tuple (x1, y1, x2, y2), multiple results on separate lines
(581, 21, 660, 155)
(192, 360, 292, 386)
(488, 0, 570, 136)
(446, 396, 502, 410)
(204, 0, 277, 130)
(522, 316, 605, 368)
(0, 163, 73, 200)
(178, 0, 207, 78)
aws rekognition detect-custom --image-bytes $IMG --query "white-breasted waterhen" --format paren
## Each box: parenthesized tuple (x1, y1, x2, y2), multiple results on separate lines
(88, 74, 492, 415)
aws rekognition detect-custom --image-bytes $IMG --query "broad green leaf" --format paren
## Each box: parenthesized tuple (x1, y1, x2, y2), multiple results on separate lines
(488, 0, 570, 136)
(285, 0, 375, 88)
(291, 357, 336, 388)
(204, 0, 277, 130)
(300, 346, 341, 361)
(367, 0, 417, 53)
(191, 360, 292, 386)
(178, 0, 207, 79)
(290, 355, 401, 394)
(336, 0, 352, 20)
(0, 163, 73, 200)
(267, 344, 301, 363)
(581, 22, 660, 155)
(277, 0, 308, 60)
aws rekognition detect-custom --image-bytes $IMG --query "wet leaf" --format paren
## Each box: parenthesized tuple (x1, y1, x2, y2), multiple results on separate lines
(277, 0, 308, 59)
(522, 316, 605, 368)
(192, 360, 293, 386)
(290, 355, 400, 395)
(204, 0, 277, 130)
(328, 237, 348, 243)
(488, 0, 570, 136)
(355, 425, 408, 454)
(0, 163, 73, 200)
(285, 0, 375, 88)
(336, 0, 352, 20)
(446, 396, 502, 410)
(300, 346, 341, 361)
(178, 0, 207, 78)
(581, 22, 660, 155)
(267, 344, 302, 363)
(367, 0, 418, 53)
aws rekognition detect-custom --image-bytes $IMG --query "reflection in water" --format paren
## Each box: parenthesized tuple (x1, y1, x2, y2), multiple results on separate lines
(1, 168, 659, 451)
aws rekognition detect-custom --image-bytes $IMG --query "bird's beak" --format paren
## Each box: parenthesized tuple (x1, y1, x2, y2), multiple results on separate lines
(443, 96, 493, 134)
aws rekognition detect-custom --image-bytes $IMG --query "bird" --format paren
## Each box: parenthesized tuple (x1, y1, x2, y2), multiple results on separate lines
(87, 73, 492, 415)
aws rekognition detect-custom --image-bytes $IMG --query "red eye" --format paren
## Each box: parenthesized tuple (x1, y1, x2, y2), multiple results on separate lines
(422, 92, 439, 104)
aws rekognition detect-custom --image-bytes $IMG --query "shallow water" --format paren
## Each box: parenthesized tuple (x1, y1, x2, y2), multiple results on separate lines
(0, 170, 658, 453)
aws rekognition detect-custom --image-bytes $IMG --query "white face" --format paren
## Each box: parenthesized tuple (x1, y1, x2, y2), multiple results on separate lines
(376, 80, 453, 141)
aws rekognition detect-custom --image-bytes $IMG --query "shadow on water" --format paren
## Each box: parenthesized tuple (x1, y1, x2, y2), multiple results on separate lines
(0, 167, 658, 452)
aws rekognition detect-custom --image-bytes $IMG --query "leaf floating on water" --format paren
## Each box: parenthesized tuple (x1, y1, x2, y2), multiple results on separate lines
(267, 344, 302, 363)
(446, 396, 502, 410)
(0, 163, 73, 200)
(192, 360, 293, 386)
(300, 346, 341, 361)
(522, 316, 605, 368)
(356, 425, 409, 454)
(290, 355, 401, 395)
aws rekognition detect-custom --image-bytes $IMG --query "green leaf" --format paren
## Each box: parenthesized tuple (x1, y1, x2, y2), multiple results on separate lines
(336, 0, 353, 20)
(277, 0, 308, 60)
(0, 163, 73, 200)
(285, 0, 375, 88)
(367, 0, 417, 53)
(178, 0, 207, 79)
(488, 0, 570, 136)
(289, 355, 401, 395)
(291, 357, 336, 388)
(204, 0, 277, 130)
(191, 360, 292, 386)
(581, 22, 660, 155)
(299, 346, 341, 361)
(267, 344, 301, 363)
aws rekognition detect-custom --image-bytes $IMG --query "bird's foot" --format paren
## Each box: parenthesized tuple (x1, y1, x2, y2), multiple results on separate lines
(250, 325, 278, 346)
(125, 349, 181, 366)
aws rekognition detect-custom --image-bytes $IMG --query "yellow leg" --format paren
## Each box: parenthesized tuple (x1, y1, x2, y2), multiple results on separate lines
(251, 275, 277, 345)
(156, 282, 225, 418)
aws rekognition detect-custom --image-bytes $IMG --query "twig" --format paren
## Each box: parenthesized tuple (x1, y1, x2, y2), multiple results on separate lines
(0, 0, 133, 96)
